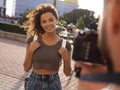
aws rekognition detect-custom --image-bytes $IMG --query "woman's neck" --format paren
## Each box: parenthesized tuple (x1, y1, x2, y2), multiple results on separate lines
(43, 32, 58, 38)
(41, 33, 60, 41)
(41, 33, 60, 45)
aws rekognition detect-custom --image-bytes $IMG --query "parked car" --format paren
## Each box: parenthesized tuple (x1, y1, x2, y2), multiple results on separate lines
(56, 25, 74, 44)
(66, 23, 76, 33)
(56, 25, 68, 39)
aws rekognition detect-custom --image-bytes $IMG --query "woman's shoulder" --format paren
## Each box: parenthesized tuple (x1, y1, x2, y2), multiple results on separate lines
(26, 36, 34, 44)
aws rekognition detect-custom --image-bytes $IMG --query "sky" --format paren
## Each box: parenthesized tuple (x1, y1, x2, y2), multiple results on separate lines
(78, 0, 104, 17)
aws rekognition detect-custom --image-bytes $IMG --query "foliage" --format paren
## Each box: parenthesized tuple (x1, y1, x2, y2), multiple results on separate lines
(76, 16, 85, 30)
(63, 9, 93, 24)
(0, 23, 26, 35)
(63, 9, 98, 30)
(83, 14, 98, 30)
(57, 20, 67, 27)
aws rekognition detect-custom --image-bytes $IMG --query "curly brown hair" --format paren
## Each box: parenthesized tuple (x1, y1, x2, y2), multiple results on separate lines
(23, 4, 59, 36)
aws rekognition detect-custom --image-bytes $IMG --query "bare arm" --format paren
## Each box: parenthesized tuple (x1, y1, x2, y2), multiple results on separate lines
(63, 50, 72, 76)
(58, 47, 72, 76)
(23, 44, 33, 72)
(23, 40, 40, 72)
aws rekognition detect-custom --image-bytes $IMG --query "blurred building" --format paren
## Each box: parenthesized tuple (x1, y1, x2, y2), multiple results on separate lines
(0, 0, 6, 17)
(6, 0, 78, 18)
(64, 0, 78, 3)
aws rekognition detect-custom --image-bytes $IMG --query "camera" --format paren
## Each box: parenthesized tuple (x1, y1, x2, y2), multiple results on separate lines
(72, 30, 105, 65)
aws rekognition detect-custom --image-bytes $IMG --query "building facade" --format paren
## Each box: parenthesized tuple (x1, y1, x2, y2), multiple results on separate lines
(6, 0, 78, 18)
(0, 0, 6, 17)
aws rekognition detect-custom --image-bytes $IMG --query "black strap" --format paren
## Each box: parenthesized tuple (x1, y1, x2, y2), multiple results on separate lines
(80, 72, 120, 84)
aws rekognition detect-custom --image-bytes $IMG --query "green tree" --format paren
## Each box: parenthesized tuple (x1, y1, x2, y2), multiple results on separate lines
(63, 9, 94, 24)
(57, 20, 67, 27)
(76, 16, 85, 30)
(63, 9, 98, 30)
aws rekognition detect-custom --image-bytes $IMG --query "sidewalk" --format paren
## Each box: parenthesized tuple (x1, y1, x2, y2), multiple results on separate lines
(0, 37, 78, 90)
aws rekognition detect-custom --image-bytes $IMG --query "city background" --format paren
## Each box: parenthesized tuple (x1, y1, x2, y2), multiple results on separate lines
(0, 0, 104, 90)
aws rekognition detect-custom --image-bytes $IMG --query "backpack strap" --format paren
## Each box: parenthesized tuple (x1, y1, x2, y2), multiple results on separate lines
(59, 39, 66, 66)
(62, 39, 66, 48)
(33, 35, 38, 41)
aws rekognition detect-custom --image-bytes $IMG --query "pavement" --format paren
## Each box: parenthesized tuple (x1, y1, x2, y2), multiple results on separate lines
(0, 37, 78, 90)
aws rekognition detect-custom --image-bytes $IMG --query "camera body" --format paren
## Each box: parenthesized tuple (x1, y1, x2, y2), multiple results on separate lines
(72, 30, 105, 65)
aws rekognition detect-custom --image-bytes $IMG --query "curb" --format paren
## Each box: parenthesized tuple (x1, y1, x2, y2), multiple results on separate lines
(0, 31, 26, 43)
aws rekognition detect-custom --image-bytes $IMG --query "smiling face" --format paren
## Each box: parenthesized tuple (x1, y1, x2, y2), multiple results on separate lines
(40, 12, 57, 34)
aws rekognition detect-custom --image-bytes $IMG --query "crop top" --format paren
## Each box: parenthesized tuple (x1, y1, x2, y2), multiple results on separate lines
(26, 36, 71, 71)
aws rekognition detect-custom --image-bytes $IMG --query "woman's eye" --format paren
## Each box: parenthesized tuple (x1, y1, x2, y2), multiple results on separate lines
(41, 18, 54, 24)
(41, 21, 46, 23)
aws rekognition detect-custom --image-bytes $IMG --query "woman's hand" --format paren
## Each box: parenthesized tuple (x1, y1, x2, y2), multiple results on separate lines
(23, 40, 40, 72)
(58, 47, 72, 76)
(29, 40, 40, 53)
(58, 47, 69, 60)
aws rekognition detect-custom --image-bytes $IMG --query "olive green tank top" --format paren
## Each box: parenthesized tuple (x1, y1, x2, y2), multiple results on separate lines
(26, 36, 71, 71)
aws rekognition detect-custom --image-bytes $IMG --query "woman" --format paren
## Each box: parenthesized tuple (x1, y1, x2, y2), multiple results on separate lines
(23, 4, 72, 90)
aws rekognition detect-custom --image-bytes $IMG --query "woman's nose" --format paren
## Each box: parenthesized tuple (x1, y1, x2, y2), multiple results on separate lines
(46, 21, 50, 26)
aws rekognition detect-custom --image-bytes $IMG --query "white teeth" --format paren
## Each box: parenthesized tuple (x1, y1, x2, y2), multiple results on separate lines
(46, 26, 52, 30)
(48, 27, 51, 29)
(47, 28, 51, 30)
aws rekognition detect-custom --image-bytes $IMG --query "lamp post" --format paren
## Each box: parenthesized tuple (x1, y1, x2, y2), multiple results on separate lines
(53, 0, 56, 7)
